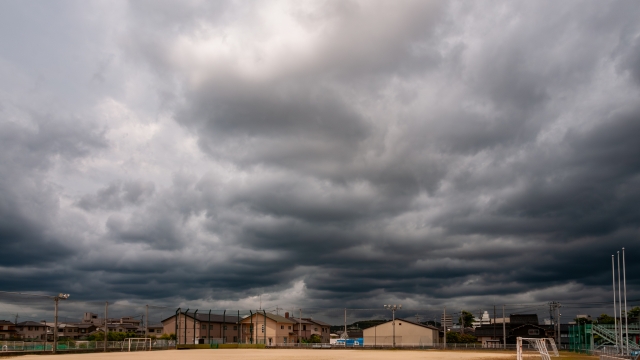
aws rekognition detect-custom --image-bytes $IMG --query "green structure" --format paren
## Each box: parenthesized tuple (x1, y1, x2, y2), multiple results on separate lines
(569, 323, 640, 353)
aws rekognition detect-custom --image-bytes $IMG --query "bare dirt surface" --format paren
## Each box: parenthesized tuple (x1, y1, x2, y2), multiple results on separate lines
(18, 349, 518, 360)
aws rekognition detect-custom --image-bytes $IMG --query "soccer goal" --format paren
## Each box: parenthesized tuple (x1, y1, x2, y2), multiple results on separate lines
(125, 338, 152, 351)
(516, 337, 559, 360)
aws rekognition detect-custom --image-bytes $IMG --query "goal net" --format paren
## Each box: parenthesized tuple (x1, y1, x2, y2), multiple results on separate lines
(125, 338, 152, 351)
(516, 337, 559, 360)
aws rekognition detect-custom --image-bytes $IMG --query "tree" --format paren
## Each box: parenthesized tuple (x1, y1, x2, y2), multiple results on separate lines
(445, 331, 478, 343)
(459, 310, 475, 328)
(629, 307, 640, 318)
(159, 333, 176, 340)
(309, 334, 322, 343)
(597, 314, 616, 324)
(574, 317, 592, 325)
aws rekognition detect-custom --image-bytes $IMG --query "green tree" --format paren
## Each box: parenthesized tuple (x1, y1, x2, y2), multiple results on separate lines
(309, 334, 322, 343)
(574, 317, 592, 325)
(445, 331, 478, 343)
(459, 310, 475, 328)
(628, 307, 640, 318)
(159, 333, 176, 340)
(597, 314, 616, 324)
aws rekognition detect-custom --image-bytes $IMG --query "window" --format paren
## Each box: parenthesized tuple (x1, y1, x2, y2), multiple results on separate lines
(28, 327, 33, 331)
(224, 326, 227, 330)
(261, 325, 265, 333)
(209, 325, 213, 330)
(233, 336, 237, 342)
(202, 325, 206, 330)
(81, 329, 86, 333)
(528, 329, 540, 336)
(233, 326, 237, 330)
(399, 323, 402, 325)
(288, 326, 291, 330)
(303, 325, 306, 331)
(281, 325, 284, 329)
(314, 328, 318, 331)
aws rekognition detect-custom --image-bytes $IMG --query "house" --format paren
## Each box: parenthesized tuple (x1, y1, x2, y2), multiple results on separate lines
(507, 324, 553, 344)
(0, 320, 18, 340)
(148, 324, 164, 336)
(239, 312, 295, 346)
(303, 318, 331, 343)
(161, 312, 241, 344)
(474, 323, 511, 347)
(286, 314, 331, 343)
(15, 321, 52, 341)
(363, 318, 439, 346)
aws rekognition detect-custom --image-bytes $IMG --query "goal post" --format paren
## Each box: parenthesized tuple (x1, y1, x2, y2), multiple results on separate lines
(517, 337, 559, 360)
(126, 338, 152, 351)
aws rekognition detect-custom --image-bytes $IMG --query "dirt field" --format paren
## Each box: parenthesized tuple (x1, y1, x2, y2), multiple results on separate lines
(9, 349, 538, 360)
(15, 349, 596, 360)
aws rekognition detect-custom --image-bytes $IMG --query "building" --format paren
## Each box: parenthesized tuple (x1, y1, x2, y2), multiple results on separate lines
(472, 311, 491, 328)
(0, 320, 18, 340)
(56, 323, 98, 340)
(239, 312, 295, 346)
(441, 314, 453, 330)
(287, 314, 331, 343)
(148, 324, 164, 336)
(15, 321, 52, 341)
(363, 318, 439, 346)
(475, 324, 511, 347)
(161, 312, 241, 344)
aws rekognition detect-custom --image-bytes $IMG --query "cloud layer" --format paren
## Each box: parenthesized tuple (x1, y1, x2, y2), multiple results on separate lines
(1, 0, 640, 320)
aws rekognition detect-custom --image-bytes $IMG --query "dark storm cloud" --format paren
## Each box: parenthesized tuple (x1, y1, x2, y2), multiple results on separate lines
(2, 0, 640, 321)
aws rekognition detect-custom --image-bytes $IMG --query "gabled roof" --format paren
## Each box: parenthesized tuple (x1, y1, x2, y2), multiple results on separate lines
(288, 317, 312, 325)
(17, 321, 47, 327)
(510, 323, 548, 332)
(0, 320, 14, 325)
(368, 318, 438, 331)
(302, 318, 331, 327)
(242, 312, 295, 324)
(161, 312, 241, 324)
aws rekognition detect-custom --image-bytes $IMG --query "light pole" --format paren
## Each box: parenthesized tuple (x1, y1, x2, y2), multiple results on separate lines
(53, 293, 70, 354)
(384, 304, 402, 347)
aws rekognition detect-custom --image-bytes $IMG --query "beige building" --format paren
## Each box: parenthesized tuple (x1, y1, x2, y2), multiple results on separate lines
(16, 321, 52, 341)
(239, 312, 295, 346)
(363, 319, 439, 346)
(162, 312, 241, 344)
(287, 314, 331, 343)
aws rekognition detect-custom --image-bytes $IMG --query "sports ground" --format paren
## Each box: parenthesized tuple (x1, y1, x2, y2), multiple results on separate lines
(16, 349, 596, 360)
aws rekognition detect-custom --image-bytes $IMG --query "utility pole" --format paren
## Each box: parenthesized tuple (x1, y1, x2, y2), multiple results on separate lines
(299, 309, 302, 343)
(502, 305, 506, 349)
(145, 305, 149, 339)
(384, 305, 401, 347)
(493, 305, 496, 345)
(443, 307, 446, 349)
(344, 308, 347, 339)
(461, 310, 464, 335)
(104, 302, 108, 352)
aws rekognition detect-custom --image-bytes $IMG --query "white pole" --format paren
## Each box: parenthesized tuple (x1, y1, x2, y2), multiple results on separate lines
(613, 255, 619, 352)
(618, 252, 624, 354)
(443, 307, 446, 349)
(53, 297, 58, 354)
(623, 248, 629, 355)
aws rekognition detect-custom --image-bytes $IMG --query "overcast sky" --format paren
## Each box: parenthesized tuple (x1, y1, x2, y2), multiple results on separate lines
(1, 0, 640, 321)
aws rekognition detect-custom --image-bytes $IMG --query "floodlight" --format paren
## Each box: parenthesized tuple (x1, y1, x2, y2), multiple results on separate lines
(58, 293, 70, 299)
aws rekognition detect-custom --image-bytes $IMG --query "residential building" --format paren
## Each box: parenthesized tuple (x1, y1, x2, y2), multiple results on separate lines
(161, 312, 240, 344)
(15, 321, 52, 341)
(363, 318, 439, 346)
(148, 324, 164, 336)
(475, 324, 511, 347)
(0, 320, 18, 340)
(239, 312, 295, 346)
(287, 314, 331, 343)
